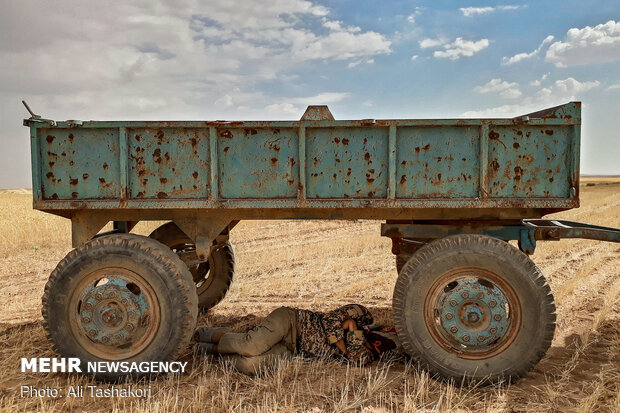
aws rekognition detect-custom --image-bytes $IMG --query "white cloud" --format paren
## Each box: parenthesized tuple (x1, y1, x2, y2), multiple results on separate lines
(460, 7, 494, 17)
(502, 35, 554, 65)
(433, 38, 489, 60)
(411, 55, 419, 60)
(607, 84, 620, 91)
(407, 14, 416, 24)
(264, 92, 349, 117)
(475, 78, 522, 99)
(407, 7, 422, 23)
(546, 20, 620, 67)
(460, 5, 524, 17)
(461, 77, 600, 117)
(530, 72, 550, 86)
(419, 38, 447, 48)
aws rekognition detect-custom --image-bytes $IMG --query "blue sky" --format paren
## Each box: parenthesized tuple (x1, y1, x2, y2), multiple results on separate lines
(1, 0, 619, 187)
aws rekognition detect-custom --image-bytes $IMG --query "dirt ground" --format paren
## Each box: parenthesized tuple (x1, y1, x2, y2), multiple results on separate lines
(0, 179, 618, 412)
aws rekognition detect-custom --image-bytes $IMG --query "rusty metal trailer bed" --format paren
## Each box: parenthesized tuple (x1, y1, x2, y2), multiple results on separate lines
(24, 101, 620, 383)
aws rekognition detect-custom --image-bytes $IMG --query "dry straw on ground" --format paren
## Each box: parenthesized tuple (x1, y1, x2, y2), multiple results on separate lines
(0, 179, 618, 412)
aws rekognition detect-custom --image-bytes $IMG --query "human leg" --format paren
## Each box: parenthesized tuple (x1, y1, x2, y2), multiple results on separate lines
(217, 307, 297, 357)
(223, 343, 292, 375)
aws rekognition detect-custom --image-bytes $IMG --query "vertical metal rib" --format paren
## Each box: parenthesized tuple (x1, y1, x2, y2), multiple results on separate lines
(298, 124, 306, 202)
(479, 123, 489, 198)
(388, 124, 397, 199)
(209, 126, 218, 200)
(119, 127, 128, 201)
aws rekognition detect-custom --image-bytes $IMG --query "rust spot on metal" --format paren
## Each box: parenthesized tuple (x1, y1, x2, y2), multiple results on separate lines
(103, 163, 108, 171)
(46, 172, 54, 179)
(366, 178, 375, 183)
(156, 130, 164, 140)
(220, 130, 233, 139)
(153, 148, 162, 163)
(270, 157, 278, 165)
(136, 192, 144, 198)
(190, 137, 198, 148)
(82, 173, 89, 180)
(342, 138, 349, 145)
(61, 152, 67, 157)
(334, 137, 340, 144)
(157, 192, 168, 199)
(364, 153, 371, 162)
(71, 192, 78, 199)
(223, 146, 230, 153)
(368, 191, 375, 197)
(134, 134, 141, 141)
(414, 147, 420, 154)
(516, 130, 522, 136)
(46, 135, 55, 143)
(333, 173, 337, 179)
(70, 178, 78, 186)
(164, 152, 170, 161)
(513, 142, 520, 149)
(544, 129, 554, 135)
(160, 177, 168, 184)
(489, 131, 507, 149)
(68, 133, 74, 143)
(514, 166, 523, 181)
(422, 144, 431, 151)
(50, 193, 58, 200)
(273, 128, 280, 134)
(347, 168, 352, 177)
(491, 160, 500, 172)
(400, 175, 407, 184)
(192, 171, 199, 179)
(549, 177, 554, 183)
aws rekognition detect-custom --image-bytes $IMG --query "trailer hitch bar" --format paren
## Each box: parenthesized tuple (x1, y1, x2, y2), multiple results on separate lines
(381, 219, 620, 255)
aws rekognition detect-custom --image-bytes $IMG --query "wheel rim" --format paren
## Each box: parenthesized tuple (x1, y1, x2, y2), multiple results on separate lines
(424, 268, 521, 359)
(68, 268, 161, 360)
(170, 242, 213, 294)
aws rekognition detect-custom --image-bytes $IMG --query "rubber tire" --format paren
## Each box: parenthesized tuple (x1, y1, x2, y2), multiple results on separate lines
(41, 234, 198, 381)
(393, 234, 555, 385)
(149, 222, 235, 311)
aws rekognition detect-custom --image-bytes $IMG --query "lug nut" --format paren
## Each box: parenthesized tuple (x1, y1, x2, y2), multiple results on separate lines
(121, 298, 128, 305)
(82, 317, 91, 323)
(461, 292, 469, 299)
(102, 336, 109, 343)
(108, 291, 117, 299)
(489, 300, 497, 308)
(89, 329, 97, 336)
(477, 292, 484, 299)
(126, 324, 135, 332)
(477, 336, 485, 342)
(489, 328, 497, 334)
(84, 303, 93, 311)
(462, 335, 470, 342)
(95, 293, 103, 300)
(449, 299, 458, 307)
(445, 313, 453, 320)
(493, 314, 502, 321)
(450, 326, 458, 333)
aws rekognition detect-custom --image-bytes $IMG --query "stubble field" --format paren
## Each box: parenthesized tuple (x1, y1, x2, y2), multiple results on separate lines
(0, 179, 618, 412)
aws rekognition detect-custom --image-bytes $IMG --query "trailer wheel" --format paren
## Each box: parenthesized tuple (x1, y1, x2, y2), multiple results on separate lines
(393, 234, 555, 384)
(41, 234, 198, 381)
(150, 222, 235, 311)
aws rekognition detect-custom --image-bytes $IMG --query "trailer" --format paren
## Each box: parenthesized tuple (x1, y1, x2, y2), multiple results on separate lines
(24, 101, 620, 383)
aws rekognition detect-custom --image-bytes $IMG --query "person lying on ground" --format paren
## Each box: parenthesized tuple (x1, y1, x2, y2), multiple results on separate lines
(194, 304, 396, 375)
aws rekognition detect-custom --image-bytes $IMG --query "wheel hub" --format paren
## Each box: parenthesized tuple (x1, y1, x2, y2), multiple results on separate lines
(78, 277, 150, 347)
(435, 276, 511, 351)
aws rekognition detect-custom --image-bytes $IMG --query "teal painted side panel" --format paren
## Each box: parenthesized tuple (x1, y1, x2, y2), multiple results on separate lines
(128, 128, 210, 199)
(396, 126, 480, 198)
(487, 126, 571, 198)
(217, 127, 299, 198)
(306, 127, 389, 198)
(38, 128, 120, 199)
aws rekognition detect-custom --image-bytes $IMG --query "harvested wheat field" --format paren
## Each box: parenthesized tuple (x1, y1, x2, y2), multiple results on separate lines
(0, 179, 618, 412)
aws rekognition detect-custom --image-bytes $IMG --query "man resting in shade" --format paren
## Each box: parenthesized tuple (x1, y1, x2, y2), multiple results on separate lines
(195, 304, 396, 375)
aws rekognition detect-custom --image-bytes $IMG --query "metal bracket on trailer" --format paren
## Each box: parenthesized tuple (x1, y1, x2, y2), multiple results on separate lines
(381, 219, 620, 255)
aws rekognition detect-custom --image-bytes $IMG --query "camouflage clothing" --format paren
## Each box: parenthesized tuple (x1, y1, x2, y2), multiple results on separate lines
(297, 304, 374, 360)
